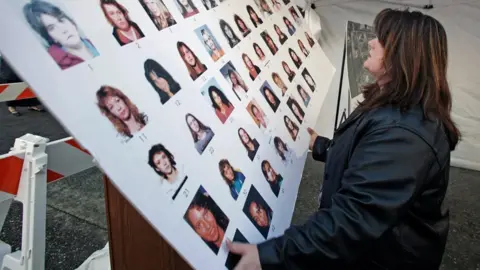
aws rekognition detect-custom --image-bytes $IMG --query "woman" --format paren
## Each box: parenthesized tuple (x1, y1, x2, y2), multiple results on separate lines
(219, 19, 241, 48)
(274, 24, 288, 45)
(274, 136, 293, 164)
(282, 61, 296, 82)
(287, 97, 305, 123)
(262, 85, 280, 112)
(23, 0, 99, 70)
(234, 14, 251, 37)
(219, 159, 245, 200)
(289, 7, 302, 25)
(186, 113, 215, 154)
(261, 160, 283, 197)
(302, 69, 316, 91)
(250, 103, 267, 129)
(272, 72, 288, 96)
(255, 0, 273, 17)
(200, 28, 224, 62)
(201, 0, 217, 10)
(148, 143, 186, 197)
(253, 43, 266, 62)
(283, 115, 298, 141)
(305, 31, 315, 47)
(228, 69, 248, 98)
(100, 0, 145, 46)
(262, 32, 278, 55)
(298, 39, 309, 57)
(208, 86, 234, 123)
(289, 48, 302, 68)
(144, 59, 181, 104)
(177, 41, 207, 80)
(176, 0, 199, 18)
(270, 0, 282, 11)
(140, 0, 176, 30)
(247, 5, 263, 28)
(297, 84, 311, 106)
(238, 128, 260, 161)
(228, 9, 460, 269)
(283, 16, 296, 35)
(242, 53, 261, 81)
(96, 86, 147, 138)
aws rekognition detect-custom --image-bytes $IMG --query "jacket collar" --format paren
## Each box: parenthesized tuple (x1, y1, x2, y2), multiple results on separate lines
(334, 108, 363, 135)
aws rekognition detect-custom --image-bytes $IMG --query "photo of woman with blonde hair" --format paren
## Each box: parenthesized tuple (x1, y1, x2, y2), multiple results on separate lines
(139, 0, 176, 30)
(177, 41, 207, 80)
(96, 86, 147, 138)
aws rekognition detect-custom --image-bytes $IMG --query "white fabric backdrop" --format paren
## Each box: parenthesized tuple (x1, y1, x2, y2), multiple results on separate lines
(301, 0, 480, 171)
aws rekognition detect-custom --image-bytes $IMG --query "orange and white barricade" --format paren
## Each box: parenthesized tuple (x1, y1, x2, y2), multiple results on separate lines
(0, 82, 36, 102)
(0, 134, 94, 270)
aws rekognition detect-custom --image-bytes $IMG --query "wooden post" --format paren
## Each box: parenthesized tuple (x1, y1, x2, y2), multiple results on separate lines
(104, 176, 192, 270)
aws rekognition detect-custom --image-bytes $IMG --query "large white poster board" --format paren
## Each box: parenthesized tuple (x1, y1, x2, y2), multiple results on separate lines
(0, 0, 334, 268)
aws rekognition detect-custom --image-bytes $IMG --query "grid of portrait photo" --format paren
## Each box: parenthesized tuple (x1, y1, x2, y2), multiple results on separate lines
(0, 0, 334, 268)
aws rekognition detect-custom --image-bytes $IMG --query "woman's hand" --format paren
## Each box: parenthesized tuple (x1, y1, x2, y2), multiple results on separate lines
(307, 127, 319, 151)
(227, 240, 261, 270)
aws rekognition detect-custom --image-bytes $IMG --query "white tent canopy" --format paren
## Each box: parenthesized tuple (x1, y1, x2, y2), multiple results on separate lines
(307, 0, 480, 171)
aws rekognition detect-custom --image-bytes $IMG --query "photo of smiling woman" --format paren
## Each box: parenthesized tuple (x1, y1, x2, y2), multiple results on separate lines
(253, 43, 266, 62)
(23, 0, 99, 70)
(100, 0, 145, 46)
(139, 0, 176, 31)
(284, 115, 299, 141)
(207, 85, 235, 124)
(243, 186, 273, 239)
(219, 19, 241, 48)
(242, 53, 261, 81)
(271, 72, 288, 96)
(247, 100, 268, 129)
(185, 113, 215, 154)
(234, 14, 251, 37)
(297, 84, 311, 107)
(148, 143, 187, 198)
(219, 159, 246, 200)
(287, 97, 305, 124)
(282, 61, 296, 82)
(261, 83, 280, 112)
(144, 59, 181, 104)
(274, 24, 288, 45)
(246, 5, 263, 28)
(261, 30, 278, 55)
(238, 127, 260, 161)
(289, 48, 302, 68)
(302, 68, 316, 91)
(184, 186, 229, 254)
(177, 41, 207, 80)
(96, 86, 147, 138)
(261, 160, 283, 197)
(283, 16, 296, 35)
(273, 136, 294, 164)
(175, 0, 199, 18)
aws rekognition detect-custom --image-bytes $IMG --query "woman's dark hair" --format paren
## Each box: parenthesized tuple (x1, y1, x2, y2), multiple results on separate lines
(289, 48, 302, 67)
(218, 159, 234, 183)
(219, 19, 240, 47)
(297, 84, 309, 100)
(287, 97, 305, 120)
(208, 86, 231, 110)
(274, 137, 287, 161)
(282, 61, 293, 75)
(262, 86, 280, 109)
(253, 43, 264, 58)
(202, 0, 217, 9)
(177, 41, 206, 80)
(284, 115, 299, 133)
(360, 8, 460, 147)
(242, 53, 255, 69)
(261, 160, 271, 180)
(247, 5, 263, 27)
(176, 0, 197, 15)
(238, 128, 252, 150)
(100, 0, 132, 27)
(185, 113, 211, 142)
(234, 14, 249, 34)
(144, 59, 181, 104)
(24, 0, 77, 46)
(148, 143, 176, 178)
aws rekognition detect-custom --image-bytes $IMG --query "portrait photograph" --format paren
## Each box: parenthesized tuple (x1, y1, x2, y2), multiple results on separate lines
(284, 114, 299, 141)
(243, 185, 273, 239)
(298, 39, 310, 57)
(200, 78, 235, 124)
(289, 48, 303, 69)
(282, 60, 296, 82)
(247, 99, 269, 130)
(96, 85, 147, 139)
(185, 113, 215, 155)
(184, 186, 229, 255)
(148, 142, 188, 199)
(174, 0, 199, 18)
(254, 0, 273, 18)
(253, 42, 267, 63)
(220, 61, 249, 101)
(297, 84, 311, 107)
(219, 19, 241, 48)
(144, 58, 182, 105)
(238, 127, 260, 161)
(242, 53, 261, 81)
(288, 6, 302, 25)
(246, 5, 263, 28)
(287, 97, 305, 124)
(100, 0, 145, 46)
(177, 41, 208, 81)
(201, 0, 218, 10)
(302, 68, 317, 91)
(261, 160, 284, 197)
(195, 25, 225, 62)
(283, 16, 296, 36)
(305, 31, 315, 47)
(234, 14, 251, 37)
(271, 72, 288, 96)
(138, 0, 176, 31)
(260, 81, 281, 113)
(270, 0, 282, 12)
(274, 24, 288, 45)
(261, 30, 278, 55)
(273, 136, 294, 165)
(21, 0, 100, 70)
(225, 230, 249, 270)
(297, 5, 306, 17)
(218, 159, 246, 200)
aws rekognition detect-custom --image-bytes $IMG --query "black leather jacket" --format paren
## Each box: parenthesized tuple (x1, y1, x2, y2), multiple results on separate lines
(258, 106, 453, 269)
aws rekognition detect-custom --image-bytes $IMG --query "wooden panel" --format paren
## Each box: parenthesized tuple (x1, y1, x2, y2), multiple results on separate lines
(104, 176, 192, 270)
